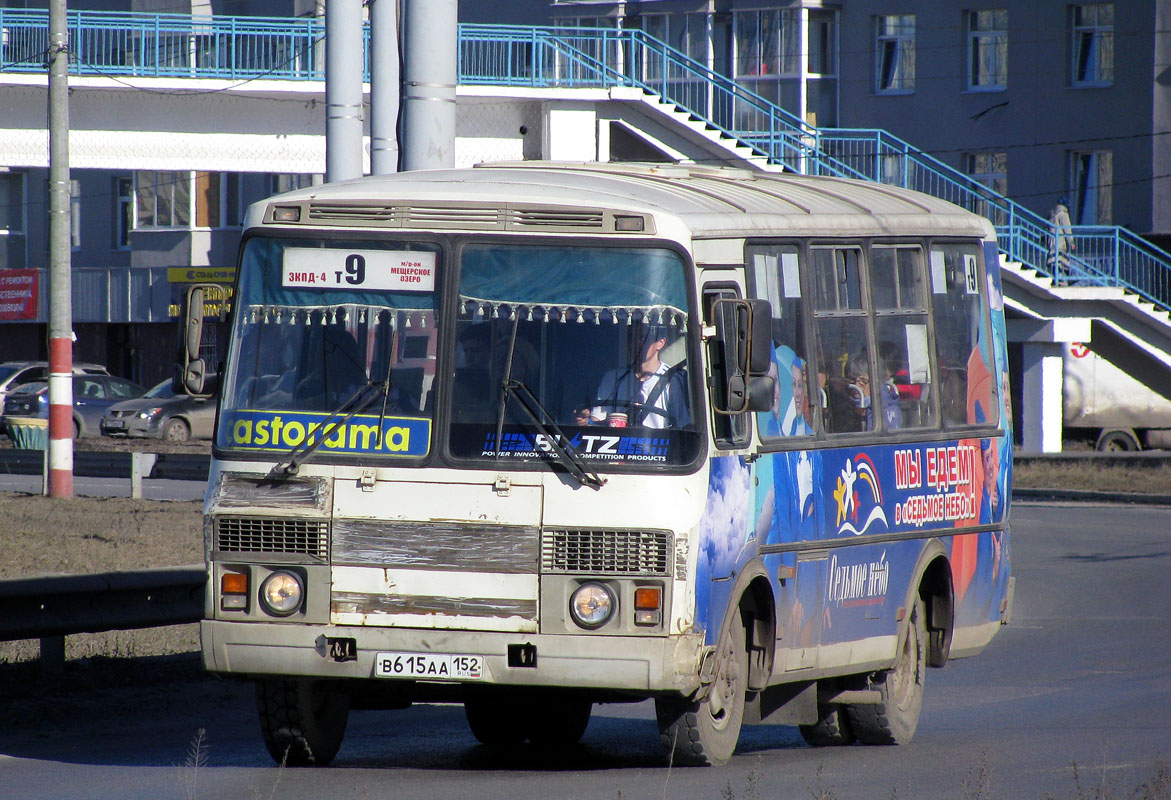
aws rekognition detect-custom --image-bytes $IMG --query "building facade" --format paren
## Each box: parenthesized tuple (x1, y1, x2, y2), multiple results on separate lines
(1, 0, 1168, 388)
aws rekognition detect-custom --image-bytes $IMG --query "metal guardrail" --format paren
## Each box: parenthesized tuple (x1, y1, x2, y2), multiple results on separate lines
(0, 565, 205, 643)
(0, 449, 210, 481)
(3, 10, 1171, 309)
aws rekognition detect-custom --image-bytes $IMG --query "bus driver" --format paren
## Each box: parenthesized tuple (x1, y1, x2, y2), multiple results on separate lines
(590, 323, 689, 429)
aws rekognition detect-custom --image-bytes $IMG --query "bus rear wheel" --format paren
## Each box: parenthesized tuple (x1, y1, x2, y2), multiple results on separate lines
(656, 610, 746, 766)
(464, 698, 526, 746)
(465, 697, 592, 747)
(255, 678, 350, 766)
(846, 597, 926, 745)
(799, 702, 856, 747)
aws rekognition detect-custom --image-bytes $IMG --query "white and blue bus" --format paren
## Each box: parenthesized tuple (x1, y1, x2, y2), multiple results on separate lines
(181, 162, 1014, 767)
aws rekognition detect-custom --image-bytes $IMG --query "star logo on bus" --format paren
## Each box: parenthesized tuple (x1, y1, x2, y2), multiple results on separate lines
(834, 454, 889, 536)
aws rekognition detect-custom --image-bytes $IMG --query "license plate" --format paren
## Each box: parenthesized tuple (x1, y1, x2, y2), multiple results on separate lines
(374, 652, 484, 680)
(105, 419, 125, 429)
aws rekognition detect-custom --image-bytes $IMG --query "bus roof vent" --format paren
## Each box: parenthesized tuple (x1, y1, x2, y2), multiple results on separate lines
(306, 202, 397, 222)
(401, 206, 504, 228)
(510, 208, 606, 230)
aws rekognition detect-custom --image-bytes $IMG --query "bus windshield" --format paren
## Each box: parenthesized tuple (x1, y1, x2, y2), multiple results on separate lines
(448, 243, 700, 468)
(217, 236, 442, 460)
(216, 236, 700, 468)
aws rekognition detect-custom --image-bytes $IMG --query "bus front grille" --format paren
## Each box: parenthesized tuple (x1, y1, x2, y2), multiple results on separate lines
(215, 516, 330, 560)
(541, 529, 671, 576)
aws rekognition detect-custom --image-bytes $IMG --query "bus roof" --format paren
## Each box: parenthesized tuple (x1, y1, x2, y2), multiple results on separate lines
(253, 161, 995, 241)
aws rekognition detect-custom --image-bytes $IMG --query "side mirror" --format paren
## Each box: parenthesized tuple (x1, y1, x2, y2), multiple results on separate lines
(175, 284, 227, 397)
(711, 297, 775, 414)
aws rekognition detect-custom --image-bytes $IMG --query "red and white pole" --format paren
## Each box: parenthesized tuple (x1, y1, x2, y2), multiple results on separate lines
(47, 337, 73, 497)
(47, 0, 73, 498)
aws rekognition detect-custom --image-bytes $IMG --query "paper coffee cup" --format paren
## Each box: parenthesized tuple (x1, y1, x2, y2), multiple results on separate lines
(608, 412, 628, 428)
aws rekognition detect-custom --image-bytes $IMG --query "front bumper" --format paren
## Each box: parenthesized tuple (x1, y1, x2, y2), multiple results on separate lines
(101, 419, 161, 438)
(202, 619, 704, 697)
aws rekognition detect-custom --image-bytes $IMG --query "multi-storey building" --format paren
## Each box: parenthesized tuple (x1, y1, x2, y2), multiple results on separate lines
(1, 0, 1167, 397)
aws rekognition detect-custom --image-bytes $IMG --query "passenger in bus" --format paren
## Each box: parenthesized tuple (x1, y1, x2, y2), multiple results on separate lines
(844, 351, 902, 430)
(590, 323, 689, 429)
(452, 322, 541, 422)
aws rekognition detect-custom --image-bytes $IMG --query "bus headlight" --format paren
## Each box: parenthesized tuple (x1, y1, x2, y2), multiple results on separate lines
(569, 582, 614, 629)
(259, 570, 304, 616)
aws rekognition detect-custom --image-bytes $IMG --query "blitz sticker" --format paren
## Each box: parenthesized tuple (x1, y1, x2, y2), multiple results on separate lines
(283, 248, 436, 292)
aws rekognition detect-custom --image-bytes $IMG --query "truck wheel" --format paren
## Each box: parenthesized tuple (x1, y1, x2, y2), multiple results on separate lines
(799, 702, 856, 747)
(846, 597, 926, 746)
(162, 418, 190, 442)
(255, 678, 350, 766)
(464, 698, 527, 746)
(1096, 429, 1139, 452)
(656, 610, 746, 766)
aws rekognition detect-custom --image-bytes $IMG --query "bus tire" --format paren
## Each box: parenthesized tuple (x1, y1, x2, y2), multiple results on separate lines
(847, 596, 926, 746)
(655, 610, 746, 766)
(464, 698, 527, 747)
(255, 678, 350, 766)
(799, 703, 856, 747)
(526, 699, 592, 747)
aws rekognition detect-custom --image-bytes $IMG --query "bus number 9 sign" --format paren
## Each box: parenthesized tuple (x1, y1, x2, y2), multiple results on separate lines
(282, 248, 436, 292)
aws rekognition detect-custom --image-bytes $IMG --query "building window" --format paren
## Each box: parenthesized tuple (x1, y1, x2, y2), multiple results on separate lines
(194, 171, 221, 228)
(114, 177, 132, 249)
(270, 173, 314, 195)
(964, 151, 1008, 225)
(734, 8, 800, 78)
(1069, 150, 1112, 225)
(1, 172, 25, 235)
(1072, 3, 1113, 86)
(807, 9, 836, 76)
(876, 14, 915, 94)
(967, 9, 1007, 90)
(135, 170, 190, 228)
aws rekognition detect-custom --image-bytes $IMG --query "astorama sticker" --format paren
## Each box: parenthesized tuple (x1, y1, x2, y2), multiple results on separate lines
(226, 410, 430, 457)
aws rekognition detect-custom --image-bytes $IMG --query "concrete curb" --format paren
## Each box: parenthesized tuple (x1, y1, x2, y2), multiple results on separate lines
(1012, 487, 1171, 505)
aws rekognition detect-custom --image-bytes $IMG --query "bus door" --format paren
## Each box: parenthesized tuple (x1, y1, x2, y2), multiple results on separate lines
(745, 244, 826, 671)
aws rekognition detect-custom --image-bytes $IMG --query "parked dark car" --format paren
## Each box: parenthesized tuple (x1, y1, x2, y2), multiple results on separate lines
(101, 378, 217, 442)
(1, 374, 147, 438)
(0, 360, 109, 409)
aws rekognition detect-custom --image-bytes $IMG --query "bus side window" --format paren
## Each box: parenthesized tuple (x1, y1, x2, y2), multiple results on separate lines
(929, 244, 999, 429)
(872, 245, 937, 428)
(704, 285, 750, 448)
(747, 246, 814, 439)
(810, 247, 875, 434)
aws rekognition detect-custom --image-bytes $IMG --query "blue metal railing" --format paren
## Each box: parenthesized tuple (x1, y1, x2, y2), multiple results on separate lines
(0, 8, 338, 80)
(3, 10, 1170, 308)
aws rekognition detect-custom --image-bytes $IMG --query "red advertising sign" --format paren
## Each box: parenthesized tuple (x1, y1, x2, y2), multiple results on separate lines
(0, 269, 38, 320)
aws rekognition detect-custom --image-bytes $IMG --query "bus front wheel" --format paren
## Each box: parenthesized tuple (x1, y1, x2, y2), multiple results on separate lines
(255, 678, 350, 766)
(656, 611, 746, 766)
(846, 596, 926, 745)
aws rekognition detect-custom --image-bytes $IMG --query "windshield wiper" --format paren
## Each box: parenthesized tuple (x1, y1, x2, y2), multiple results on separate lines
(492, 316, 604, 489)
(271, 380, 388, 477)
(503, 378, 605, 489)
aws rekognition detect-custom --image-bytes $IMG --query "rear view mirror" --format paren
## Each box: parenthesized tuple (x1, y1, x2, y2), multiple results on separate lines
(175, 284, 228, 397)
(710, 297, 775, 414)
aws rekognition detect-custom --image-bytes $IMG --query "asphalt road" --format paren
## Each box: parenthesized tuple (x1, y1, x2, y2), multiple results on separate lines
(1, 501, 1169, 799)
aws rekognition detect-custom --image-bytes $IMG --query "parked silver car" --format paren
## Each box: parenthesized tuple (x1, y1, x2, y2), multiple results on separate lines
(1, 374, 146, 438)
(101, 378, 217, 442)
(0, 360, 109, 409)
